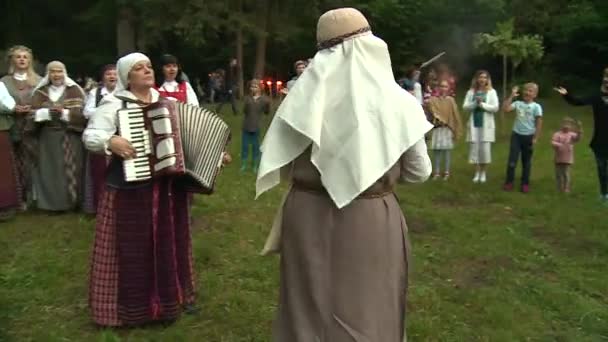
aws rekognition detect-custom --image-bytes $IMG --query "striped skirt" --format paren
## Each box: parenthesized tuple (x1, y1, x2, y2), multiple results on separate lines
(88, 179, 195, 327)
(0, 131, 20, 218)
(430, 126, 454, 150)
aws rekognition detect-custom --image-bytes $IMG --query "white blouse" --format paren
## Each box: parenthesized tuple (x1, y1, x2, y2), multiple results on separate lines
(159, 81, 199, 107)
(0, 82, 16, 112)
(84, 87, 115, 119)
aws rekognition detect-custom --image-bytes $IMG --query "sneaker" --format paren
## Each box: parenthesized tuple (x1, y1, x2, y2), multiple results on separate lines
(432, 173, 441, 180)
(473, 172, 480, 183)
(521, 184, 530, 193)
(443, 172, 450, 181)
(480, 172, 487, 183)
(503, 183, 514, 191)
(240, 164, 247, 172)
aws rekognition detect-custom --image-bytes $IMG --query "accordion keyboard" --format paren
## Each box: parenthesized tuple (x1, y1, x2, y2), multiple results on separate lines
(118, 108, 153, 181)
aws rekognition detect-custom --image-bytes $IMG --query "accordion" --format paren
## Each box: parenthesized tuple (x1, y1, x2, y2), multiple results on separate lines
(116, 99, 231, 194)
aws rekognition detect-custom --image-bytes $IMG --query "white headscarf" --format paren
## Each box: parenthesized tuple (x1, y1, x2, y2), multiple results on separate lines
(255, 33, 432, 209)
(116, 52, 150, 92)
(33, 61, 84, 96)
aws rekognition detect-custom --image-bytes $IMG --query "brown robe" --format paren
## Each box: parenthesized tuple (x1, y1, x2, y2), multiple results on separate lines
(273, 145, 427, 342)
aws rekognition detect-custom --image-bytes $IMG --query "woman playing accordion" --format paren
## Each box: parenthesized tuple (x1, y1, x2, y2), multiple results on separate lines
(83, 53, 231, 327)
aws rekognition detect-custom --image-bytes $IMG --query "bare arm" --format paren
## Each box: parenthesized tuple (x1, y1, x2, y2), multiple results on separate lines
(502, 86, 519, 112)
(533, 117, 543, 144)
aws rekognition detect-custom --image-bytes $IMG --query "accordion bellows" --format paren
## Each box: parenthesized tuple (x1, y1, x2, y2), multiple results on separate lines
(117, 99, 231, 194)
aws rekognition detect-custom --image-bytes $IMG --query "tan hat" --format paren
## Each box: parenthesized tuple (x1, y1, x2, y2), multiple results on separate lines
(316, 8, 371, 50)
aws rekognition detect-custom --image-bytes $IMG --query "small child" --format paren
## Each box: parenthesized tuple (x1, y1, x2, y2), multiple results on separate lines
(428, 80, 462, 180)
(551, 117, 583, 193)
(241, 79, 271, 172)
(502, 83, 543, 193)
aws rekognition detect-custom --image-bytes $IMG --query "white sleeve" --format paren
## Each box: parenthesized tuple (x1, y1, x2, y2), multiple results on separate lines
(34, 108, 51, 122)
(480, 89, 500, 113)
(400, 138, 432, 183)
(83, 89, 97, 119)
(185, 82, 200, 107)
(0, 82, 16, 113)
(82, 97, 120, 154)
(414, 83, 423, 105)
(462, 90, 476, 111)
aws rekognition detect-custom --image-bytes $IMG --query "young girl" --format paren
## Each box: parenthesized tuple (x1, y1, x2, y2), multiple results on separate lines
(429, 80, 462, 180)
(155, 54, 199, 107)
(551, 117, 583, 193)
(241, 79, 271, 172)
(463, 70, 499, 183)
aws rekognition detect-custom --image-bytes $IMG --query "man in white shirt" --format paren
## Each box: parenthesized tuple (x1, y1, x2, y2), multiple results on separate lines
(84, 65, 117, 118)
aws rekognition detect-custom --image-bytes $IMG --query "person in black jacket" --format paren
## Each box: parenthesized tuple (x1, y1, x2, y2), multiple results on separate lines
(555, 71, 608, 202)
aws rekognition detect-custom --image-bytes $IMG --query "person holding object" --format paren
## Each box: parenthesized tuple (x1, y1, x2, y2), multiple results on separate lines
(84, 52, 231, 328)
(256, 8, 432, 341)
(555, 71, 608, 202)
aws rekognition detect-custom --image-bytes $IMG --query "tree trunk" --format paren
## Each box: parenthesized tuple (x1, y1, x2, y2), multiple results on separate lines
(117, 6, 137, 56)
(501, 53, 508, 135)
(253, 0, 270, 79)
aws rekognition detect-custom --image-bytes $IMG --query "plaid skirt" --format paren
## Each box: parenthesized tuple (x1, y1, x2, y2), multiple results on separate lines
(82, 153, 108, 214)
(0, 131, 20, 217)
(88, 179, 195, 327)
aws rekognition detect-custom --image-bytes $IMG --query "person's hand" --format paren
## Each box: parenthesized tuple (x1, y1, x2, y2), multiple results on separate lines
(109, 136, 136, 159)
(15, 105, 31, 115)
(475, 96, 483, 104)
(511, 86, 520, 97)
(532, 137, 537, 145)
(554, 87, 568, 95)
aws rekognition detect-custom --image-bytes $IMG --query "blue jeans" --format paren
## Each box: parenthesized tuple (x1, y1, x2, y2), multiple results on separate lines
(505, 133, 534, 185)
(241, 130, 260, 166)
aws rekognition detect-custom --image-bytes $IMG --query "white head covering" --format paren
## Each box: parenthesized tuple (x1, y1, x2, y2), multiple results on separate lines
(33, 61, 84, 96)
(116, 52, 150, 92)
(256, 8, 432, 209)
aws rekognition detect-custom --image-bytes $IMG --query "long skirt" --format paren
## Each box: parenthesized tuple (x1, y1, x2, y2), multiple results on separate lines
(0, 131, 20, 219)
(88, 178, 195, 327)
(82, 153, 108, 214)
(35, 128, 84, 211)
(273, 189, 410, 342)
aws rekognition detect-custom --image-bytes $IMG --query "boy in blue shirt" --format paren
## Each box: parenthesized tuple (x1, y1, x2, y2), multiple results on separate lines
(502, 83, 543, 193)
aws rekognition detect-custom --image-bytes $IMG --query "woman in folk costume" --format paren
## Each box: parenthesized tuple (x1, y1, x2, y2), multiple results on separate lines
(84, 53, 231, 327)
(81, 64, 117, 214)
(0, 45, 42, 209)
(30, 61, 86, 212)
(256, 8, 433, 342)
(155, 54, 199, 107)
(429, 79, 463, 180)
(0, 82, 20, 219)
(463, 70, 499, 183)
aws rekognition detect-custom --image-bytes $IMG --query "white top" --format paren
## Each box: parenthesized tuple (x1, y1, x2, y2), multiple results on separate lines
(82, 88, 161, 155)
(463, 88, 500, 143)
(158, 81, 199, 107)
(84, 87, 115, 119)
(13, 72, 27, 82)
(0, 82, 16, 112)
(256, 33, 433, 208)
(34, 85, 70, 122)
(414, 82, 423, 105)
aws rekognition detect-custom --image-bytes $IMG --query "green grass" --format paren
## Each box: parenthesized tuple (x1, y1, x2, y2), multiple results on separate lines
(1, 95, 607, 341)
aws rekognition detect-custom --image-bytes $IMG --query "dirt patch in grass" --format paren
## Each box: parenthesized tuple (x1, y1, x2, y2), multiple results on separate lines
(451, 256, 514, 289)
(406, 216, 436, 233)
(531, 225, 607, 257)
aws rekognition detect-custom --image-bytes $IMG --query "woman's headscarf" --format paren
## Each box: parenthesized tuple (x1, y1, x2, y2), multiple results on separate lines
(115, 52, 151, 92)
(256, 8, 432, 208)
(33, 61, 84, 96)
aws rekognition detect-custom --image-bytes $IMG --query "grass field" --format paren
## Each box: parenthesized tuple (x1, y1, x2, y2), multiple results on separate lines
(1, 95, 607, 342)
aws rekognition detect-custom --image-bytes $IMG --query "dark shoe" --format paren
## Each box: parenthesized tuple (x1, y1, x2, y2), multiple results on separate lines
(503, 183, 514, 191)
(521, 184, 530, 193)
(183, 303, 201, 315)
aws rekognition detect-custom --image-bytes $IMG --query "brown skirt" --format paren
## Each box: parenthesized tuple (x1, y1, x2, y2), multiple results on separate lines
(88, 179, 195, 327)
(0, 131, 20, 214)
(273, 188, 409, 342)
